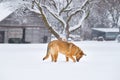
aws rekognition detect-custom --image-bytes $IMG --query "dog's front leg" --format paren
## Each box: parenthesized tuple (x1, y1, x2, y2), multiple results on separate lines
(66, 54, 76, 62)
(66, 56, 69, 62)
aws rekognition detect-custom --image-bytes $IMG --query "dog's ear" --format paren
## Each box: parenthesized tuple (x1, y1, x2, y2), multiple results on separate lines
(84, 53, 87, 56)
(81, 51, 86, 56)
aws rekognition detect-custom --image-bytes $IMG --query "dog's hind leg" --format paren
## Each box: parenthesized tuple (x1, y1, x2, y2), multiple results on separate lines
(51, 54, 54, 62)
(51, 50, 58, 62)
(53, 52, 58, 62)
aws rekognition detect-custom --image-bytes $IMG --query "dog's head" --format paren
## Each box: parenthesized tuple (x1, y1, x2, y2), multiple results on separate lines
(76, 50, 86, 62)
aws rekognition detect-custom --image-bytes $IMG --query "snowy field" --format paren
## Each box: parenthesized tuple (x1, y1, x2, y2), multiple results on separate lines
(0, 41, 120, 80)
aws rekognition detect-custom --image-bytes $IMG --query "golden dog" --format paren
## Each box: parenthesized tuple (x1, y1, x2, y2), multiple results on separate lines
(43, 40, 86, 62)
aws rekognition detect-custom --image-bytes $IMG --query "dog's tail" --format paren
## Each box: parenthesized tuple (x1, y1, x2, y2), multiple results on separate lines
(43, 45, 50, 61)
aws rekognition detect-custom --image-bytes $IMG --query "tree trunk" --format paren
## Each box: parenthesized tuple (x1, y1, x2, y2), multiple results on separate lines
(34, 0, 62, 40)
(65, 24, 70, 41)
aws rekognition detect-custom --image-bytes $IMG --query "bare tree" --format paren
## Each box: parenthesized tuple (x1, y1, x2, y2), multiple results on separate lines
(104, 0, 120, 28)
(92, 0, 120, 28)
(33, 0, 90, 40)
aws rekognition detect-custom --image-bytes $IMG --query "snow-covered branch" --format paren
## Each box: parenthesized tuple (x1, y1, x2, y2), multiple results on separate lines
(33, 0, 90, 40)
(34, 0, 61, 40)
(81, 0, 89, 9)
(59, 0, 72, 15)
(67, 0, 90, 32)
(69, 11, 89, 32)
(42, 5, 66, 28)
(48, 0, 57, 10)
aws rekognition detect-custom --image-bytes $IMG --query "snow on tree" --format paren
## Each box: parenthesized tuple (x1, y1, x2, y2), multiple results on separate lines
(104, 0, 120, 28)
(32, 0, 90, 40)
(80, 0, 120, 40)
(1, 0, 119, 40)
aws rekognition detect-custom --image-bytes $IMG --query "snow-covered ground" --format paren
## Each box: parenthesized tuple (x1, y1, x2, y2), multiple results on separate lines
(0, 41, 120, 80)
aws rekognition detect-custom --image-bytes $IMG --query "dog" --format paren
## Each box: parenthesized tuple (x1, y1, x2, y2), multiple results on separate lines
(43, 40, 86, 62)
